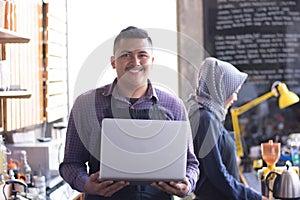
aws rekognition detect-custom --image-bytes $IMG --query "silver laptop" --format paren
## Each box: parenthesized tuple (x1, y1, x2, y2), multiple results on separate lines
(99, 118, 189, 184)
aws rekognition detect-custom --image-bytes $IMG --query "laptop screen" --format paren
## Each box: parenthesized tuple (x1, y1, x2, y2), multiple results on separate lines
(99, 118, 189, 184)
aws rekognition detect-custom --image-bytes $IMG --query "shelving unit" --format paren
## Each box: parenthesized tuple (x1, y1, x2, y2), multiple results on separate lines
(0, 28, 30, 43)
(0, 26, 32, 131)
(0, 28, 31, 98)
(0, 90, 31, 98)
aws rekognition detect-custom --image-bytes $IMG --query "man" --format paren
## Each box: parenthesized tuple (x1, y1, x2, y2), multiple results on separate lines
(59, 26, 199, 200)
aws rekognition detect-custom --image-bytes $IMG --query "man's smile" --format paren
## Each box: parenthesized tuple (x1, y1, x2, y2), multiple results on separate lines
(127, 66, 144, 73)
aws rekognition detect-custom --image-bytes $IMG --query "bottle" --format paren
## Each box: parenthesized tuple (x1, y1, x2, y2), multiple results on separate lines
(7, 158, 19, 178)
(33, 164, 46, 198)
(33, 175, 46, 198)
(4, 0, 11, 30)
(0, 135, 9, 184)
(18, 150, 32, 187)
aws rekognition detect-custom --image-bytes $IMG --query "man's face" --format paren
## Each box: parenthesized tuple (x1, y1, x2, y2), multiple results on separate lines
(111, 38, 154, 89)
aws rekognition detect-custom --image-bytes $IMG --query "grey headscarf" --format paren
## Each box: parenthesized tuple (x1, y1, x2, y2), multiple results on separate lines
(192, 57, 248, 121)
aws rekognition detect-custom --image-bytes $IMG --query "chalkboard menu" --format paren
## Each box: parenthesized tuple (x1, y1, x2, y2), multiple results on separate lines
(203, 0, 300, 149)
(204, 0, 300, 94)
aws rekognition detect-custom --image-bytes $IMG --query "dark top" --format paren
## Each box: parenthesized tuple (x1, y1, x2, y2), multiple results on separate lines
(59, 79, 199, 200)
(189, 107, 261, 200)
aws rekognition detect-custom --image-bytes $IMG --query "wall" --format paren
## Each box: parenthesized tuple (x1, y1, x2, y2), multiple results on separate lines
(67, 0, 178, 109)
(177, 0, 207, 102)
(202, 0, 300, 146)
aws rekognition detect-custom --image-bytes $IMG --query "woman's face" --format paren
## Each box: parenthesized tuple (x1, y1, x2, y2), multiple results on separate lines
(224, 92, 237, 112)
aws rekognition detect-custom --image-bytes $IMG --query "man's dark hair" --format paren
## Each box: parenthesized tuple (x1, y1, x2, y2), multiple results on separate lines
(113, 26, 153, 54)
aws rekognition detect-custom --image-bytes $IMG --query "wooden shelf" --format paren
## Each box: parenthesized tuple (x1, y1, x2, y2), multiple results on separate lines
(0, 28, 30, 43)
(0, 91, 31, 98)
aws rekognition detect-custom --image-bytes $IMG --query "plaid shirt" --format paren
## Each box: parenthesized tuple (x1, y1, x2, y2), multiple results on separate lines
(59, 79, 199, 198)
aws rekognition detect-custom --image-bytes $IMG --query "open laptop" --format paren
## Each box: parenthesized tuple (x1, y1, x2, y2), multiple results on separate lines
(99, 118, 189, 184)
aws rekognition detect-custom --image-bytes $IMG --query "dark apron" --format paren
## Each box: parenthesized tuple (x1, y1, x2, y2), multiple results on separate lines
(85, 98, 174, 200)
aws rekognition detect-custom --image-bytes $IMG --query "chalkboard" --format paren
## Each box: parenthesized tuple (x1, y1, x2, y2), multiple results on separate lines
(203, 0, 300, 94)
(203, 0, 300, 150)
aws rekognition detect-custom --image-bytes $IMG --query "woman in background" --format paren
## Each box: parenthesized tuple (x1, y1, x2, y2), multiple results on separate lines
(187, 57, 268, 200)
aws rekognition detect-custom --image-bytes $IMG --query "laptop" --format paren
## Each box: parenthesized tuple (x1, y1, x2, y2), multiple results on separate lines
(99, 118, 189, 184)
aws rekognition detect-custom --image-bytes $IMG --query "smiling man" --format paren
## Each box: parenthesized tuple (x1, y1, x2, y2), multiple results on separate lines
(59, 26, 199, 200)
(111, 28, 153, 98)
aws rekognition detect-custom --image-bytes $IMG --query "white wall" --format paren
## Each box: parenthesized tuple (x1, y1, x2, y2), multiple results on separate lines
(67, 0, 177, 109)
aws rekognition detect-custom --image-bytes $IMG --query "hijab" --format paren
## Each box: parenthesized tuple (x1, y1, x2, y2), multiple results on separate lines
(193, 57, 248, 122)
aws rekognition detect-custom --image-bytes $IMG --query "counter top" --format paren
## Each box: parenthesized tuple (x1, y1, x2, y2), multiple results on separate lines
(46, 175, 64, 192)
(46, 175, 82, 200)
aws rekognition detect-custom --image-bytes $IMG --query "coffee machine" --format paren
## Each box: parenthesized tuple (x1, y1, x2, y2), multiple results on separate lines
(258, 140, 281, 198)
(258, 140, 299, 198)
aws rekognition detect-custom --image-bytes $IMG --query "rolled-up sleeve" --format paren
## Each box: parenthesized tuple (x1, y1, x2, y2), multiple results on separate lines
(59, 98, 91, 192)
(185, 135, 200, 196)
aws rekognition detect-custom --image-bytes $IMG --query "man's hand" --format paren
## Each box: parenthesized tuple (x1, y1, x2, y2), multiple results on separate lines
(150, 177, 190, 197)
(84, 172, 129, 197)
(262, 195, 269, 200)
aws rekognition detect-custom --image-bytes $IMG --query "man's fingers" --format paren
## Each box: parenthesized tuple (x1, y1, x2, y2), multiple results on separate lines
(100, 181, 129, 197)
(90, 172, 100, 181)
(151, 179, 190, 197)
